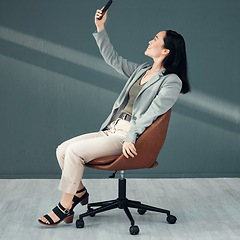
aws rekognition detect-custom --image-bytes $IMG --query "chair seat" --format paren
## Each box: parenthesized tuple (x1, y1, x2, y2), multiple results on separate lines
(88, 156, 119, 165)
(86, 155, 159, 170)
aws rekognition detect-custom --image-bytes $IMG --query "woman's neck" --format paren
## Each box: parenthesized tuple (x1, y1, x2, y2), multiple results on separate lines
(150, 59, 165, 73)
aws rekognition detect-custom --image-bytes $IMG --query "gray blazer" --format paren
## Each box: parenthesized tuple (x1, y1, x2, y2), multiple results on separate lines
(93, 29, 182, 144)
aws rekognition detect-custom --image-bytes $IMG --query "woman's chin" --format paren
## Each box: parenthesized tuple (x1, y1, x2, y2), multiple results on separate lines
(145, 52, 151, 58)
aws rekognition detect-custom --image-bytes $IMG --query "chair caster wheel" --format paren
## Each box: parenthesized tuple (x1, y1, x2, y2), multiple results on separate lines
(87, 207, 96, 217)
(76, 218, 84, 228)
(137, 208, 147, 215)
(167, 215, 177, 224)
(129, 225, 140, 235)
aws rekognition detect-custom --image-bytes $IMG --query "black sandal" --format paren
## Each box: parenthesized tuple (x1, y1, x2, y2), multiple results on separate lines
(71, 187, 89, 211)
(38, 202, 74, 226)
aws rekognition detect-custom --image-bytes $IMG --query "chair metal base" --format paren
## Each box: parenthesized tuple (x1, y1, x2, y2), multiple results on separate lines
(76, 177, 177, 235)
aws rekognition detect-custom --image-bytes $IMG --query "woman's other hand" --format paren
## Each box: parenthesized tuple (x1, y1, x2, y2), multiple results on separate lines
(95, 8, 108, 32)
(122, 142, 137, 158)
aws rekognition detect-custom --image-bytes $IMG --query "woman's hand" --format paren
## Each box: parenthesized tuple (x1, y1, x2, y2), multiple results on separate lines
(122, 142, 137, 158)
(95, 8, 108, 32)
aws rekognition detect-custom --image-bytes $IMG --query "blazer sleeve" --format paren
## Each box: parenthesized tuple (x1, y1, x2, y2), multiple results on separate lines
(124, 74, 182, 144)
(93, 29, 140, 78)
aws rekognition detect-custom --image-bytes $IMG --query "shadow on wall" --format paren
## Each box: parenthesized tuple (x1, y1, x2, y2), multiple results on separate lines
(0, 25, 239, 134)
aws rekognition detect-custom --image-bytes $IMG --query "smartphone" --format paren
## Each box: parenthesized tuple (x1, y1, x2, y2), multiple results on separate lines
(98, 0, 113, 20)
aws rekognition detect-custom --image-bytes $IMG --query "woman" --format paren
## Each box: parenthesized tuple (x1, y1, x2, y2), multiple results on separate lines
(38, 8, 190, 226)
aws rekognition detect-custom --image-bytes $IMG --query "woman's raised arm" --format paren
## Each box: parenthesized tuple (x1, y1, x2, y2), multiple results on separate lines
(93, 8, 140, 78)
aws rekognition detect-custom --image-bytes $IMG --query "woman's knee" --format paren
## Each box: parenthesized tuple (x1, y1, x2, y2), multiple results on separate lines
(65, 144, 85, 165)
(56, 144, 65, 169)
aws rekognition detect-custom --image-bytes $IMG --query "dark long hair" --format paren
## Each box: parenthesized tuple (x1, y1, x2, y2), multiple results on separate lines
(163, 30, 190, 94)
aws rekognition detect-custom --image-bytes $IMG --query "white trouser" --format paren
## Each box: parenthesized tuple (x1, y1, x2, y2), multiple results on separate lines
(56, 118, 130, 194)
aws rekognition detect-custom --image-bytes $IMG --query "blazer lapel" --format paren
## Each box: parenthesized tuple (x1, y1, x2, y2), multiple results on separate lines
(141, 74, 160, 90)
(127, 66, 152, 90)
(136, 69, 165, 99)
(121, 65, 152, 99)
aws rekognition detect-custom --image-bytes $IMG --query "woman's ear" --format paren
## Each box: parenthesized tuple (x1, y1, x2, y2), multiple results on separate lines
(163, 49, 170, 56)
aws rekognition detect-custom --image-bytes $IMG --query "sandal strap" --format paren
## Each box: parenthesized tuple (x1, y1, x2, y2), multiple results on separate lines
(43, 214, 54, 224)
(52, 206, 67, 220)
(76, 187, 86, 194)
(72, 191, 88, 203)
(59, 202, 74, 215)
(58, 202, 71, 215)
(52, 202, 71, 219)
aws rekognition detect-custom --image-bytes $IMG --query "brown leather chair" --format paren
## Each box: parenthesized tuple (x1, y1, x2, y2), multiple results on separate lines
(76, 109, 177, 235)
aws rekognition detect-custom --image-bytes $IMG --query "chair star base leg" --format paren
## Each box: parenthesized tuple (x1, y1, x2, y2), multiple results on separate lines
(76, 177, 176, 233)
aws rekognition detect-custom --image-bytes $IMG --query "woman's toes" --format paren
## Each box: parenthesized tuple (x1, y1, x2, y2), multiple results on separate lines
(39, 216, 48, 224)
(39, 209, 61, 225)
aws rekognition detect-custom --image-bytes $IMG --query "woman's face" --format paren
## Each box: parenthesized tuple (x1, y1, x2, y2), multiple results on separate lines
(145, 31, 168, 59)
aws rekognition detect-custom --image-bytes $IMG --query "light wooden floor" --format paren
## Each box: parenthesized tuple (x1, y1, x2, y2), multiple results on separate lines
(0, 178, 239, 240)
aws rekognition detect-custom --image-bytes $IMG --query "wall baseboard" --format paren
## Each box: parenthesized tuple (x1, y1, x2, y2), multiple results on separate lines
(0, 173, 239, 179)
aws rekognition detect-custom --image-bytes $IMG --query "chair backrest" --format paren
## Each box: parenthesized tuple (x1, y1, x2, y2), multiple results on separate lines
(87, 109, 172, 171)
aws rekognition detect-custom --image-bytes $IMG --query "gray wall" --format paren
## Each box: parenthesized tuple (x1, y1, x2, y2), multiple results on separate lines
(0, 0, 239, 179)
